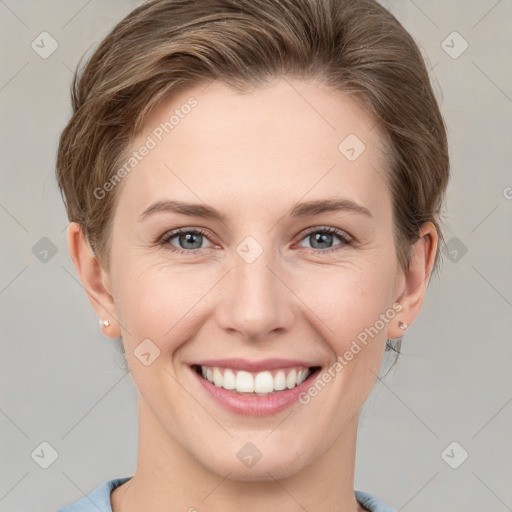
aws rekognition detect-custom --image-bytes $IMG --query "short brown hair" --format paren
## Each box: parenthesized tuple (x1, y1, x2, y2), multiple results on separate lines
(56, 0, 449, 291)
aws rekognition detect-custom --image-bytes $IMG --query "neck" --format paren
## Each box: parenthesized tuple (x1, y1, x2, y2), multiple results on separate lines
(111, 396, 365, 512)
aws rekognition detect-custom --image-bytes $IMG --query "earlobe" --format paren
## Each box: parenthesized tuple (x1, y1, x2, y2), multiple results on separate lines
(388, 222, 438, 340)
(67, 222, 121, 338)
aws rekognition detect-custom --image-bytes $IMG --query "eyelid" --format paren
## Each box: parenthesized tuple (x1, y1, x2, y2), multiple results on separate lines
(293, 226, 353, 252)
(159, 227, 216, 253)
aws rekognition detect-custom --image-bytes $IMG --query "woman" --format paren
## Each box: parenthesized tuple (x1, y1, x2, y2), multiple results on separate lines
(55, 0, 449, 510)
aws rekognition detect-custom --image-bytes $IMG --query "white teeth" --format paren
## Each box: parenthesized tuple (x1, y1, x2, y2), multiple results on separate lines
(213, 367, 223, 387)
(235, 371, 254, 393)
(223, 369, 236, 390)
(254, 371, 274, 393)
(286, 369, 297, 389)
(198, 365, 314, 395)
(274, 370, 287, 391)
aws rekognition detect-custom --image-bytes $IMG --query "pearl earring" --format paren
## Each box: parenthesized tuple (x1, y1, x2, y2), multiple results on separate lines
(398, 321, 408, 330)
(100, 319, 110, 328)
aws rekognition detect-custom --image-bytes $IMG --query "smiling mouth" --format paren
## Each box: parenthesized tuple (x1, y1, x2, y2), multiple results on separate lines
(191, 364, 322, 396)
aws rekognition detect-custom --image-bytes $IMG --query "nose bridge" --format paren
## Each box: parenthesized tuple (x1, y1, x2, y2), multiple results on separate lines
(216, 236, 294, 339)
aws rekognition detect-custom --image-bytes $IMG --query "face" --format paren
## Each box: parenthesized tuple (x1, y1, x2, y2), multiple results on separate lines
(92, 78, 410, 480)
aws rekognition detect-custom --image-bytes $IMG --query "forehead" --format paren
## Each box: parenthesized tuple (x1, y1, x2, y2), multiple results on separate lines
(115, 78, 391, 219)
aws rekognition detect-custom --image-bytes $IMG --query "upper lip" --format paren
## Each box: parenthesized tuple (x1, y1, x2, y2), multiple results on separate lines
(193, 358, 321, 372)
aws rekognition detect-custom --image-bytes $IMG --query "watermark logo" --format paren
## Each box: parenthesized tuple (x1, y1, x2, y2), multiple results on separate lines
(31, 441, 59, 469)
(134, 338, 161, 366)
(93, 97, 198, 200)
(441, 441, 469, 469)
(338, 133, 366, 161)
(441, 236, 468, 263)
(236, 236, 264, 264)
(236, 442, 262, 468)
(31, 32, 58, 59)
(32, 237, 58, 263)
(298, 303, 403, 405)
(441, 31, 469, 60)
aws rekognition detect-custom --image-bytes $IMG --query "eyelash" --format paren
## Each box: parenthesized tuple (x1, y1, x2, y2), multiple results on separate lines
(159, 226, 353, 255)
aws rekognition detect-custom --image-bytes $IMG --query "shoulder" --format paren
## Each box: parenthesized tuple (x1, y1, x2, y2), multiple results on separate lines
(56, 476, 133, 512)
(56, 479, 392, 512)
(355, 489, 396, 512)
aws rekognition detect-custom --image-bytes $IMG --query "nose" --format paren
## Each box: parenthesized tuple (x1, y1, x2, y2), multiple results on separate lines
(215, 244, 295, 342)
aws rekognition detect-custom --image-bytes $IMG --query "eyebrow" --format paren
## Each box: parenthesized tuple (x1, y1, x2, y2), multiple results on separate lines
(138, 197, 373, 222)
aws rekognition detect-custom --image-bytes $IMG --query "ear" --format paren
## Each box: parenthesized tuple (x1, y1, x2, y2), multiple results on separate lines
(388, 221, 438, 339)
(67, 222, 121, 338)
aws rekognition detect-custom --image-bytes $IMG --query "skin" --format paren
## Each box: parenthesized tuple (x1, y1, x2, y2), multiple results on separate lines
(68, 77, 437, 512)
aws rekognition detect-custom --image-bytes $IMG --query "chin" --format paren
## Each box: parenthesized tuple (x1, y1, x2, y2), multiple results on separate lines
(199, 444, 311, 482)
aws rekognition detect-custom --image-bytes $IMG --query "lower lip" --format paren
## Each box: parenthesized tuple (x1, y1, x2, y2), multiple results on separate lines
(190, 366, 321, 417)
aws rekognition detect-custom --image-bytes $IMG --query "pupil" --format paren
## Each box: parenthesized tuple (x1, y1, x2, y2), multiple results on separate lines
(313, 232, 332, 249)
(180, 232, 202, 249)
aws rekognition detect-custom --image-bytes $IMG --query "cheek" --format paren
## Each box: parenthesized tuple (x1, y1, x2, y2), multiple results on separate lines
(288, 267, 394, 447)
(297, 265, 395, 410)
(112, 258, 213, 349)
(293, 257, 396, 356)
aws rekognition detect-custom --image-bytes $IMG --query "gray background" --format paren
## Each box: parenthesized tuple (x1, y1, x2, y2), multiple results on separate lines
(1, 1, 511, 511)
